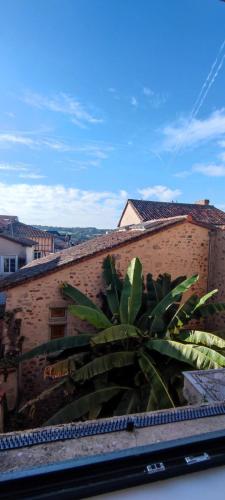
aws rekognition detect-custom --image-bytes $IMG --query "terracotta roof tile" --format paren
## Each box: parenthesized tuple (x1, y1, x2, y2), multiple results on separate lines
(122, 199, 225, 226)
(0, 217, 188, 290)
(10, 222, 53, 239)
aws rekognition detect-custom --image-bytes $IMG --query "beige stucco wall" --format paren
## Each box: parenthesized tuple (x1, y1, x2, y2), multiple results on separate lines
(0, 237, 26, 259)
(119, 203, 141, 227)
(2, 221, 210, 399)
(25, 246, 34, 264)
(0, 237, 32, 275)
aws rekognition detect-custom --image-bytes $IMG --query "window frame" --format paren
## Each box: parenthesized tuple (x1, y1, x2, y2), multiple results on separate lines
(49, 305, 67, 339)
(2, 427, 225, 498)
(33, 250, 42, 260)
(1, 255, 18, 274)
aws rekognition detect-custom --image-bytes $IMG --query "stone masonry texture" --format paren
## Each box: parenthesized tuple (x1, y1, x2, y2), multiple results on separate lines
(2, 221, 210, 399)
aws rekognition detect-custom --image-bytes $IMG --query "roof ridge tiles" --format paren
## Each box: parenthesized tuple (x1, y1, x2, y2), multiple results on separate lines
(0, 217, 188, 291)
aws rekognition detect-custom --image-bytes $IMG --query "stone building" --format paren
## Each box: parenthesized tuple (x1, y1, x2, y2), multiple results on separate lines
(0, 199, 225, 399)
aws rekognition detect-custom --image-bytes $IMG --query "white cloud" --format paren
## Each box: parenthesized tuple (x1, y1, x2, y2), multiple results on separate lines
(193, 163, 225, 177)
(19, 173, 46, 179)
(22, 91, 103, 128)
(0, 132, 71, 151)
(143, 87, 154, 97)
(0, 133, 112, 165)
(4, 112, 15, 118)
(174, 170, 191, 178)
(138, 185, 181, 202)
(0, 161, 45, 179)
(143, 87, 167, 108)
(162, 109, 225, 151)
(0, 133, 35, 147)
(131, 96, 138, 107)
(0, 162, 28, 172)
(0, 183, 128, 228)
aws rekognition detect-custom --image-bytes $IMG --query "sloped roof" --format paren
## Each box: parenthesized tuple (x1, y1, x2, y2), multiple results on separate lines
(119, 199, 225, 226)
(0, 217, 193, 290)
(9, 222, 53, 239)
(0, 215, 18, 229)
(0, 233, 36, 247)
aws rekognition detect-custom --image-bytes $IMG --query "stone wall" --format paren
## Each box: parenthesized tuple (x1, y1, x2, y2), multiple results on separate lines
(0, 390, 5, 432)
(2, 221, 210, 399)
(0, 368, 18, 411)
(208, 227, 225, 329)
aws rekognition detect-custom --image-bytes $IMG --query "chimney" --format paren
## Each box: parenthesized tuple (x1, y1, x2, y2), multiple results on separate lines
(195, 199, 210, 206)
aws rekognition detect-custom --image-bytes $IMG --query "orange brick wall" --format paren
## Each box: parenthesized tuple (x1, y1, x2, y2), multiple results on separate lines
(3, 221, 210, 398)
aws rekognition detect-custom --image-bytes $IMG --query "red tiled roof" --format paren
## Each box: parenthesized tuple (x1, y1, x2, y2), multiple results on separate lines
(0, 216, 53, 239)
(10, 222, 53, 239)
(0, 217, 190, 290)
(119, 199, 225, 226)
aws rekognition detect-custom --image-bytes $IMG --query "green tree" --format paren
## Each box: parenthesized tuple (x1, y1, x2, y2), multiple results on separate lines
(19, 256, 225, 425)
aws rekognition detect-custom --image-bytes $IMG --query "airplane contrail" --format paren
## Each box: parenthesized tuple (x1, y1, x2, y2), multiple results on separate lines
(165, 38, 225, 169)
(191, 39, 225, 118)
(193, 51, 225, 117)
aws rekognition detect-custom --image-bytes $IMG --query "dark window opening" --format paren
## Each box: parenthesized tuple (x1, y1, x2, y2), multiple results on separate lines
(50, 324, 65, 339)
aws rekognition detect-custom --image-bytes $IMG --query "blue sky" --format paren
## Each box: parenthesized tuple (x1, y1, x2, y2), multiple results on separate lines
(0, 0, 225, 227)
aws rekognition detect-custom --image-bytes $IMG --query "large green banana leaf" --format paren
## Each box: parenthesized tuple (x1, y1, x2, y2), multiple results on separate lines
(92, 324, 141, 345)
(192, 289, 218, 310)
(44, 352, 86, 379)
(19, 334, 92, 361)
(19, 378, 69, 414)
(61, 283, 100, 311)
(168, 294, 199, 329)
(113, 389, 139, 416)
(193, 302, 225, 318)
(45, 386, 128, 425)
(73, 351, 135, 383)
(149, 274, 199, 333)
(150, 274, 199, 319)
(147, 339, 225, 369)
(146, 273, 157, 303)
(138, 352, 174, 411)
(193, 345, 225, 367)
(175, 330, 225, 349)
(68, 305, 112, 329)
(168, 290, 224, 329)
(120, 257, 143, 324)
(102, 256, 122, 317)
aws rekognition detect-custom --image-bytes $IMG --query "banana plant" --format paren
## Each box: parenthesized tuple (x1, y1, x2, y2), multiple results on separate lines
(18, 256, 225, 427)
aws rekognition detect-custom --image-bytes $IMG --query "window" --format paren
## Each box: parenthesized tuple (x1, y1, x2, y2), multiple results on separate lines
(34, 250, 42, 260)
(3, 256, 17, 273)
(49, 306, 67, 339)
(50, 324, 65, 339)
(50, 307, 66, 319)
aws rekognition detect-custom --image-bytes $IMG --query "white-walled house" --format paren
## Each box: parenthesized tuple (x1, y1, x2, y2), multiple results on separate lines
(0, 234, 36, 276)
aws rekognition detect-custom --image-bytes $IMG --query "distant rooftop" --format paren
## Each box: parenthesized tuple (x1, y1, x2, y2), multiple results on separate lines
(0, 215, 53, 240)
(119, 199, 225, 226)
